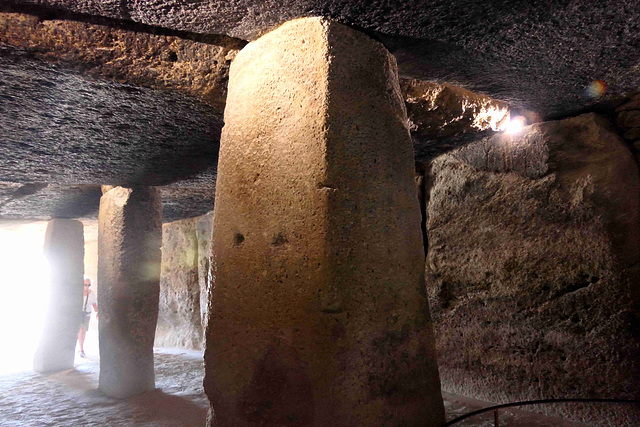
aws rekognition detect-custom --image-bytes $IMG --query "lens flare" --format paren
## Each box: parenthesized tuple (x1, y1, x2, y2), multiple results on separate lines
(505, 116, 526, 134)
(585, 80, 607, 100)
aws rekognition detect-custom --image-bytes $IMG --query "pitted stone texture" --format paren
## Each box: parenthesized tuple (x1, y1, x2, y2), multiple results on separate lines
(615, 93, 640, 153)
(159, 186, 215, 224)
(98, 186, 162, 399)
(33, 218, 84, 372)
(205, 18, 444, 427)
(0, 183, 102, 220)
(6, 0, 640, 117)
(0, 12, 244, 108)
(425, 113, 640, 425)
(401, 78, 511, 140)
(0, 46, 223, 187)
(0, 182, 213, 223)
(156, 217, 202, 350)
(155, 212, 213, 350)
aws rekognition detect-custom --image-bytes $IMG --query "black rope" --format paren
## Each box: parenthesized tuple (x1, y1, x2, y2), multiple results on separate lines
(443, 398, 640, 426)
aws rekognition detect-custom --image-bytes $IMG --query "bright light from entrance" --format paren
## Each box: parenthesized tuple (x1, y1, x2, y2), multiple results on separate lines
(0, 222, 50, 374)
(505, 116, 526, 134)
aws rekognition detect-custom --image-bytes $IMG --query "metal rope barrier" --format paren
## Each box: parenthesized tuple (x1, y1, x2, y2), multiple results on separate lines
(443, 398, 640, 426)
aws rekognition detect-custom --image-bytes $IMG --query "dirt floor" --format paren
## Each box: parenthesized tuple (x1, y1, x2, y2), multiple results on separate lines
(0, 348, 208, 427)
(0, 343, 593, 427)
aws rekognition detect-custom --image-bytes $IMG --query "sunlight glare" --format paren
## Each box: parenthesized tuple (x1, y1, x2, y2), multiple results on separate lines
(0, 223, 50, 374)
(505, 116, 526, 135)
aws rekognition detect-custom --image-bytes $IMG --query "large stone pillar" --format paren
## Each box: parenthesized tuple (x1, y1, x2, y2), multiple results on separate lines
(98, 186, 162, 398)
(33, 219, 84, 373)
(205, 17, 445, 427)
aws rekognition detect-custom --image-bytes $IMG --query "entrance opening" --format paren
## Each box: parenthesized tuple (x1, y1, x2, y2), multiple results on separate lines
(0, 222, 50, 374)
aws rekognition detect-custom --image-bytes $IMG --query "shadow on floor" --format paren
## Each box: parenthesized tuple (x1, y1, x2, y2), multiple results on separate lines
(128, 389, 208, 426)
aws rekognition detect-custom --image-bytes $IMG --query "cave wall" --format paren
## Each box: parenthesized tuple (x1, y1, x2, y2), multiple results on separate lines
(616, 92, 640, 158)
(155, 212, 213, 350)
(424, 112, 640, 425)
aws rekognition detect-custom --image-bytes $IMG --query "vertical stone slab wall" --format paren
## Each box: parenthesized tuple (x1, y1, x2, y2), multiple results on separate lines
(98, 186, 162, 398)
(156, 217, 202, 350)
(33, 219, 84, 372)
(196, 212, 213, 330)
(205, 17, 444, 427)
(426, 113, 640, 424)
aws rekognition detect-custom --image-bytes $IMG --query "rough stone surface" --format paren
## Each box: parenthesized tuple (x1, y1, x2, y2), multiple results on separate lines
(0, 182, 215, 223)
(0, 11, 227, 222)
(3, 351, 597, 427)
(425, 113, 640, 425)
(0, 11, 244, 108)
(156, 217, 202, 350)
(155, 211, 213, 350)
(0, 42, 219, 222)
(195, 212, 213, 329)
(1, 4, 639, 223)
(0, 183, 102, 220)
(205, 18, 444, 426)
(6, 0, 640, 117)
(615, 93, 640, 151)
(0, 45, 223, 187)
(3, 9, 635, 224)
(98, 186, 162, 399)
(616, 94, 640, 113)
(616, 110, 640, 129)
(33, 218, 84, 372)
(624, 127, 640, 141)
(401, 78, 511, 140)
(159, 185, 215, 224)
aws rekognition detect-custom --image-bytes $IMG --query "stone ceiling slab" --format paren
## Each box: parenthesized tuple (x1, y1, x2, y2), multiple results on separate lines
(0, 46, 223, 186)
(0, 182, 215, 222)
(1, 4, 638, 222)
(5, 0, 639, 117)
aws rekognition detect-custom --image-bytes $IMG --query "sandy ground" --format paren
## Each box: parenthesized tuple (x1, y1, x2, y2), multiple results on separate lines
(0, 342, 588, 427)
(0, 348, 208, 427)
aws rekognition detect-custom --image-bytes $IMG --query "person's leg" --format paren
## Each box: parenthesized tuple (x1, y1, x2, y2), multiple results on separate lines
(78, 311, 90, 357)
(77, 327, 87, 356)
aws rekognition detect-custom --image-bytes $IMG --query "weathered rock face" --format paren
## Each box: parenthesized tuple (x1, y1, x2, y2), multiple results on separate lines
(616, 92, 640, 153)
(401, 78, 510, 140)
(205, 17, 444, 427)
(425, 113, 640, 424)
(0, 11, 244, 108)
(0, 11, 224, 222)
(98, 186, 162, 399)
(7, 0, 640, 117)
(155, 212, 212, 350)
(195, 212, 213, 329)
(33, 218, 84, 372)
(156, 217, 202, 350)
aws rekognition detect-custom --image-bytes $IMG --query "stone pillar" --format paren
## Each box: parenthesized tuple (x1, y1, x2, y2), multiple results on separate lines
(98, 186, 162, 398)
(33, 219, 84, 373)
(204, 17, 444, 427)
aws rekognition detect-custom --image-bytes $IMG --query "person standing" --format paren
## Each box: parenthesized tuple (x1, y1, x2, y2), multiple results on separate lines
(77, 278, 97, 358)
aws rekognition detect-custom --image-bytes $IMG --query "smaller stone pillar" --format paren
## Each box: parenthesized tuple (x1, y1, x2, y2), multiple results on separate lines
(33, 219, 84, 372)
(98, 186, 162, 398)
